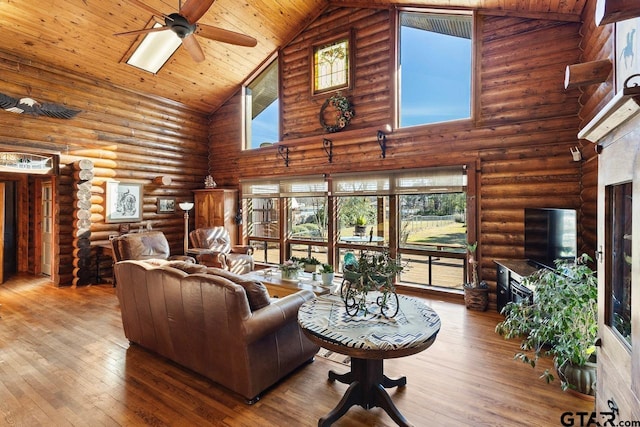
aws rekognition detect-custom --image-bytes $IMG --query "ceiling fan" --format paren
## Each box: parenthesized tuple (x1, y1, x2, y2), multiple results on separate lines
(115, 0, 257, 63)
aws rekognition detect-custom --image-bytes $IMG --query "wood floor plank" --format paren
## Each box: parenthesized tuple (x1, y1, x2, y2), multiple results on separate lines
(0, 274, 593, 426)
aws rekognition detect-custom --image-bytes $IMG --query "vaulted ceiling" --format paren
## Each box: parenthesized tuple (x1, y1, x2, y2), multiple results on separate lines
(0, 0, 587, 114)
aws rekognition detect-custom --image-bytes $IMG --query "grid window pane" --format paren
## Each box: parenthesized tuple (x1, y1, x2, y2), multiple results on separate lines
(289, 196, 328, 242)
(247, 197, 279, 238)
(314, 39, 349, 93)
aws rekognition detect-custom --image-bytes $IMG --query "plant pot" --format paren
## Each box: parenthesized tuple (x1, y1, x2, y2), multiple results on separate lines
(463, 286, 489, 311)
(321, 272, 334, 286)
(555, 356, 597, 399)
(354, 225, 366, 236)
(304, 263, 317, 273)
(343, 270, 361, 283)
(280, 270, 299, 281)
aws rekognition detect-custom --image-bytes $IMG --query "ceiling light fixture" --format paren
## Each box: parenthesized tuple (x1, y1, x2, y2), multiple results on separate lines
(126, 23, 182, 74)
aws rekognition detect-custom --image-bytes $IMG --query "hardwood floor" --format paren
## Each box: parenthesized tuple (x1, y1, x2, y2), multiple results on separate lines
(0, 274, 593, 426)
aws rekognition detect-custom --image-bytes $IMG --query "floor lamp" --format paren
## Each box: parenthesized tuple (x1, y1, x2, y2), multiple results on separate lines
(179, 202, 194, 254)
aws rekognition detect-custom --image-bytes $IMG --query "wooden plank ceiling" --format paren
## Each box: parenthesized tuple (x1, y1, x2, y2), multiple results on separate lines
(0, 0, 586, 114)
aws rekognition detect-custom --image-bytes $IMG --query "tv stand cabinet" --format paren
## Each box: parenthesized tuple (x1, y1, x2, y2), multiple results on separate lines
(494, 260, 541, 313)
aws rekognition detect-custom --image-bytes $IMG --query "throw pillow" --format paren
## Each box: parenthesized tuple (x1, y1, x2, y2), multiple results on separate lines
(206, 267, 271, 311)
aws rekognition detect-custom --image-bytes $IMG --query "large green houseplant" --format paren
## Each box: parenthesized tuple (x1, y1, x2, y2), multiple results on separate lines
(495, 254, 598, 396)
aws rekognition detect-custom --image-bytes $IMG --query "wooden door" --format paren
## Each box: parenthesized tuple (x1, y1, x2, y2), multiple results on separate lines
(41, 182, 53, 276)
(596, 132, 640, 421)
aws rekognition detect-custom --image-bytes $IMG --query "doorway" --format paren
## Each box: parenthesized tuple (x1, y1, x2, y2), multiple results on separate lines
(41, 182, 53, 276)
(1, 180, 17, 284)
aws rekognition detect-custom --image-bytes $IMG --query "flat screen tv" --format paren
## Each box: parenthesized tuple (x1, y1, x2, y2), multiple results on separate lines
(524, 208, 577, 269)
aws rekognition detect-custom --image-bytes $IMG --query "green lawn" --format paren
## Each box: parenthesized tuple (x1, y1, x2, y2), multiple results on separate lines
(404, 220, 467, 248)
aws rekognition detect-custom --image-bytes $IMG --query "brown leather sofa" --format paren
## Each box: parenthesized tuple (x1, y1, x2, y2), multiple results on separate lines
(110, 231, 195, 263)
(189, 227, 254, 274)
(114, 260, 319, 403)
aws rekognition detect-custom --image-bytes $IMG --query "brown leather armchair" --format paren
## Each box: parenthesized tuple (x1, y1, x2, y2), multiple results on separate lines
(111, 231, 196, 263)
(189, 227, 254, 274)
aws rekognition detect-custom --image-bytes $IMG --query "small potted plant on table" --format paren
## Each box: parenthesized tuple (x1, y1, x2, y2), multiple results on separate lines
(320, 263, 335, 286)
(302, 256, 321, 273)
(354, 215, 367, 236)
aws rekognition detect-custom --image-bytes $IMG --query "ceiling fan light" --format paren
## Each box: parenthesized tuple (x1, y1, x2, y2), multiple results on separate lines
(126, 23, 182, 74)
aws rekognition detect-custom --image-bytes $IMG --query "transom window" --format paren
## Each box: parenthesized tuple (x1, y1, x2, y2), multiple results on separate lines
(244, 59, 279, 150)
(398, 10, 473, 127)
(313, 35, 351, 94)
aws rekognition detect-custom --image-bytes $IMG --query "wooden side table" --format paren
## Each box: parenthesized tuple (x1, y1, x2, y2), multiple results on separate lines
(96, 243, 115, 286)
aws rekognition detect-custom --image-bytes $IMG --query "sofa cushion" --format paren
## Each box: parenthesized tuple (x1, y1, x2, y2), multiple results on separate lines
(206, 267, 271, 311)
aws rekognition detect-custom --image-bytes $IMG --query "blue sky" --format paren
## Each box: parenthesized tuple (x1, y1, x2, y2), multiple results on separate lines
(400, 26, 471, 127)
(251, 103, 279, 148)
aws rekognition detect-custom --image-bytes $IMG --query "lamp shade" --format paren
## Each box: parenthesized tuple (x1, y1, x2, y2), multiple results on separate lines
(179, 202, 194, 211)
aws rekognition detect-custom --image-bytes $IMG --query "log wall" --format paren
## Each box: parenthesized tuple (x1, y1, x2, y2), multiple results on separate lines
(208, 7, 587, 309)
(575, 0, 615, 259)
(0, 49, 209, 286)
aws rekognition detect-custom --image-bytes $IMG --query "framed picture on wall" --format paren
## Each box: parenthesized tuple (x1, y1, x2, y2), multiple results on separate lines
(615, 17, 640, 91)
(105, 181, 143, 223)
(157, 197, 176, 214)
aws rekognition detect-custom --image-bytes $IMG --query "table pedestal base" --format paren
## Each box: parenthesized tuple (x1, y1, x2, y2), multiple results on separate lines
(319, 357, 411, 427)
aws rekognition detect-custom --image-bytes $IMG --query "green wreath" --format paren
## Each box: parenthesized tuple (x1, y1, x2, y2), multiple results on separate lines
(319, 93, 355, 133)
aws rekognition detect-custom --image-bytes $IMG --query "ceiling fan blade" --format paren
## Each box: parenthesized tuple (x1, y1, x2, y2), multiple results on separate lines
(179, 0, 216, 23)
(181, 34, 206, 62)
(128, 0, 171, 20)
(114, 26, 168, 37)
(196, 23, 257, 47)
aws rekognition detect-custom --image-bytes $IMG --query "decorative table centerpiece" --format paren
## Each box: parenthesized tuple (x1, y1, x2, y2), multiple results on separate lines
(279, 258, 302, 281)
(341, 250, 403, 318)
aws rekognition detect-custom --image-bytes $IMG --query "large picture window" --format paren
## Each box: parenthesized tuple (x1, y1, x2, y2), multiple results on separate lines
(398, 11, 472, 127)
(242, 167, 469, 290)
